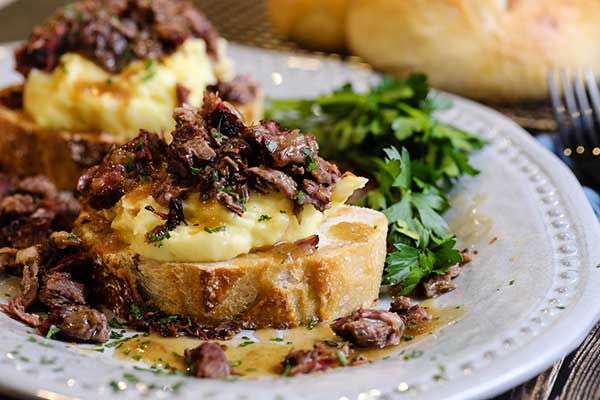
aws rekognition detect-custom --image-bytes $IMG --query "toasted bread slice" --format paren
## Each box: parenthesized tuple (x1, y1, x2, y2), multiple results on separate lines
(0, 85, 263, 190)
(75, 204, 388, 329)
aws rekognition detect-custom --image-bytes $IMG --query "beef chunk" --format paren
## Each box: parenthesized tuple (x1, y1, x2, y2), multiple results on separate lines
(0, 247, 17, 273)
(208, 75, 260, 105)
(39, 272, 87, 309)
(184, 342, 231, 378)
(389, 296, 431, 328)
(0, 194, 36, 215)
(247, 167, 298, 199)
(330, 309, 404, 348)
(16, 175, 58, 199)
(48, 305, 109, 343)
(0, 246, 42, 326)
(15, 0, 220, 76)
(281, 342, 350, 376)
(77, 131, 166, 209)
(0, 175, 79, 249)
(422, 264, 463, 298)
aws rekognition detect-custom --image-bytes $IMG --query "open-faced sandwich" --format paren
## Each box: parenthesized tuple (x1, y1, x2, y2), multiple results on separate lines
(0, 0, 262, 189)
(75, 92, 387, 329)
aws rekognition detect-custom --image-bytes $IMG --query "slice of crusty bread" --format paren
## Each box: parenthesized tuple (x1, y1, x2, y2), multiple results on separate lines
(0, 85, 263, 190)
(75, 204, 388, 329)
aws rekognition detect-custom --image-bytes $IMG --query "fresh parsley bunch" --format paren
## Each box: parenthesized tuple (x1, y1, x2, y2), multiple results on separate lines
(266, 74, 485, 294)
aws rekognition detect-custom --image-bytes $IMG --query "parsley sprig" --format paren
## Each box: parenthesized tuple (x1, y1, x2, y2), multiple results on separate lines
(266, 74, 484, 293)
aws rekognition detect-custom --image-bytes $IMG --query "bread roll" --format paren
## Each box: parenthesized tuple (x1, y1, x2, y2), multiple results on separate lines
(346, 0, 600, 103)
(267, 0, 350, 51)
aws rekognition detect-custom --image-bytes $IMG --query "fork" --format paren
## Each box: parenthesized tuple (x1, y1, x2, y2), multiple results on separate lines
(549, 69, 600, 189)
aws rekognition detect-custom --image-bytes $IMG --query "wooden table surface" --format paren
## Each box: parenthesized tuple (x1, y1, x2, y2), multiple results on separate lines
(0, 1, 598, 399)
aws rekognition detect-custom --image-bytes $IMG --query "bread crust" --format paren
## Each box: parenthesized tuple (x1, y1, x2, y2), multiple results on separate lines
(346, 0, 600, 103)
(0, 85, 263, 190)
(75, 205, 388, 329)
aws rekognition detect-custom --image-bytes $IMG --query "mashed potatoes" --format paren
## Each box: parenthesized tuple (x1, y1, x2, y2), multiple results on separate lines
(111, 174, 368, 263)
(23, 39, 231, 139)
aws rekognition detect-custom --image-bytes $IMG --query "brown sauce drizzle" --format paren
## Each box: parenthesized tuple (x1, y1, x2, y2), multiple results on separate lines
(114, 304, 464, 378)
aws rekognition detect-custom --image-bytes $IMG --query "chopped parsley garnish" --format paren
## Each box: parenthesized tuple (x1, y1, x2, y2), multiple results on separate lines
(282, 364, 292, 376)
(295, 190, 305, 202)
(130, 303, 143, 320)
(141, 60, 155, 81)
(134, 140, 145, 151)
(148, 231, 170, 245)
(159, 315, 179, 324)
(403, 350, 424, 360)
(336, 351, 349, 367)
(403, 334, 415, 341)
(122, 373, 139, 383)
(229, 360, 242, 367)
(269, 337, 284, 342)
(258, 214, 272, 222)
(509, 280, 515, 286)
(239, 341, 254, 347)
(110, 330, 124, 340)
(305, 155, 317, 172)
(204, 225, 226, 234)
(266, 75, 484, 293)
(266, 140, 278, 153)
(308, 318, 318, 330)
(133, 354, 142, 361)
(46, 325, 60, 339)
(190, 166, 202, 175)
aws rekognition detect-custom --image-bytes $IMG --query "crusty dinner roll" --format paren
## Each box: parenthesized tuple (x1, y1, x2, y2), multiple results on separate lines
(267, 0, 350, 51)
(346, 0, 600, 103)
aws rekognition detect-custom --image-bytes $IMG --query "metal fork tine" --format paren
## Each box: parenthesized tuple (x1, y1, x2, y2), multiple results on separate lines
(573, 70, 599, 149)
(549, 71, 572, 151)
(584, 68, 600, 149)
(561, 69, 587, 153)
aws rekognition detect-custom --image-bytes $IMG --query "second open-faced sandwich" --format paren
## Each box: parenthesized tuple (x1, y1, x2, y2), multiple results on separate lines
(0, 0, 262, 189)
(75, 91, 388, 329)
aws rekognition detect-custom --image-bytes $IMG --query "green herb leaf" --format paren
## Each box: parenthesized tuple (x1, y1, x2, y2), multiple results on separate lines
(46, 325, 60, 339)
(204, 225, 226, 234)
(258, 214, 272, 222)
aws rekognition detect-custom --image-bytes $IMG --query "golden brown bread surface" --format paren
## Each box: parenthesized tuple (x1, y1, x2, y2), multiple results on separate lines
(346, 0, 600, 103)
(0, 85, 263, 190)
(75, 204, 388, 329)
(267, 0, 350, 51)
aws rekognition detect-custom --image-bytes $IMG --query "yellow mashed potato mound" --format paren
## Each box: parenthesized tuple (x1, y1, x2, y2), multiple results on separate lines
(23, 39, 231, 139)
(111, 174, 368, 263)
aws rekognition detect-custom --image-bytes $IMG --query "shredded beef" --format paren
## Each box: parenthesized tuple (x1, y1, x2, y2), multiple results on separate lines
(184, 342, 231, 378)
(15, 0, 220, 76)
(0, 247, 17, 273)
(79, 92, 342, 229)
(422, 264, 463, 298)
(0, 174, 79, 249)
(0, 246, 43, 326)
(281, 342, 351, 376)
(389, 296, 431, 328)
(47, 305, 109, 343)
(208, 75, 260, 105)
(39, 271, 87, 308)
(145, 197, 187, 243)
(330, 309, 404, 349)
(128, 308, 240, 339)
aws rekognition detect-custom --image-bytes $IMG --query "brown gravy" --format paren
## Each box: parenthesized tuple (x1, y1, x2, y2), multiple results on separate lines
(114, 304, 464, 378)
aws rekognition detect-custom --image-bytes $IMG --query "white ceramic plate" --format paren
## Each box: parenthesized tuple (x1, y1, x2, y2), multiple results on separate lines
(0, 43, 599, 400)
